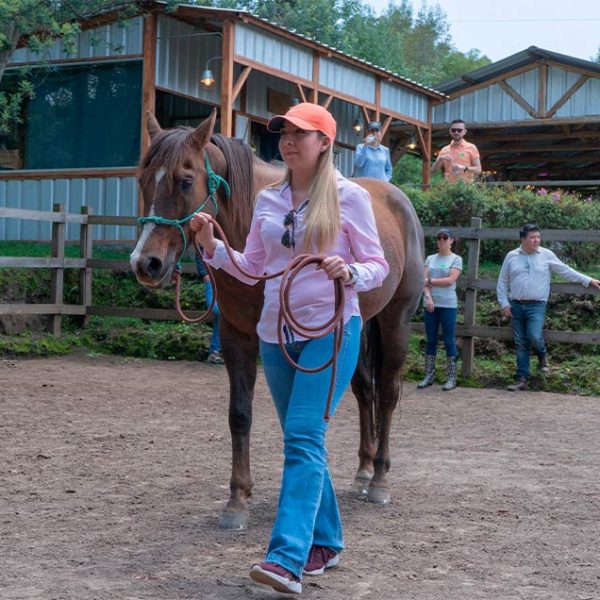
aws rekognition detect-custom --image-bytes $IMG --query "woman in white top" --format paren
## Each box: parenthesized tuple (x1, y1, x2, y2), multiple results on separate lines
(417, 228, 462, 391)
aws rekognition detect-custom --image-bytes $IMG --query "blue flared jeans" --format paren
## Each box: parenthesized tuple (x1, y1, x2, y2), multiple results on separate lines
(204, 281, 220, 354)
(510, 300, 547, 380)
(259, 316, 361, 578)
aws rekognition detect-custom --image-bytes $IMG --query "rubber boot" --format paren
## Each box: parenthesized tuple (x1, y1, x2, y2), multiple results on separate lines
(417, 355, 436, 388)
(442, 356, 458, 391)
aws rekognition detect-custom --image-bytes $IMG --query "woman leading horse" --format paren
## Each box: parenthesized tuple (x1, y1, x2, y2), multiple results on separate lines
(130, 104, 424, 541)
(191, 103, 388, 594)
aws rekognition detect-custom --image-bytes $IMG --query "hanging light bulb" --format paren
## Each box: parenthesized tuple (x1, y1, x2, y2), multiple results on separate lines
(352, 117, 362, 134)
(407, 134, 417, 150)
(200, 68, 215, 87)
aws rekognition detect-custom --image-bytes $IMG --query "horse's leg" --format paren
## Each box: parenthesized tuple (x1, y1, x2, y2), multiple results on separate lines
(350, 347, 376, 496)
(218, 317, 259, 530)
(367, 305, 412, 505)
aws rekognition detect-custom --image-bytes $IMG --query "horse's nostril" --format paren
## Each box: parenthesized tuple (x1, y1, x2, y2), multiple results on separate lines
(144, 256, 163, 278)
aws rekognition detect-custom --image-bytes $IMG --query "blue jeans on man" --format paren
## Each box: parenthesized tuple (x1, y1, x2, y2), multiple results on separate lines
(510, 300, 547, 380)
(258, 316, 361, 578)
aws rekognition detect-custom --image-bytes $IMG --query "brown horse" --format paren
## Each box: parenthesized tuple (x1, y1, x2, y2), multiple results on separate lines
(130, 111, 424, 529)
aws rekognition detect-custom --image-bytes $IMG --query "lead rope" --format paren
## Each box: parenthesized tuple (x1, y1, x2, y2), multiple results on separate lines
(143, 153, 345, 421)
(186, 217, 346, 422)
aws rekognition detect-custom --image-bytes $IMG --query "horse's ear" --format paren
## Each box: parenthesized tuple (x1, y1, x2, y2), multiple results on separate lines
(190, 109, 217, 150)
(147, 111, 163, 140)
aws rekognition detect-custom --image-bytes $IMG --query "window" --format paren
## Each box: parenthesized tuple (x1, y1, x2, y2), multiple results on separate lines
(0, 60, 142, 170)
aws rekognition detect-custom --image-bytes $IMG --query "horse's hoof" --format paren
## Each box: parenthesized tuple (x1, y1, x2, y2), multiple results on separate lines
(351, 476, 371, 496)
(367, 486, 391, 505)
(218, 510, 248, 530)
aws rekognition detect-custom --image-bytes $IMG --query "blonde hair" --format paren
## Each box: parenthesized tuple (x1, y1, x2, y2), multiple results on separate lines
(277, 140, 340, 253)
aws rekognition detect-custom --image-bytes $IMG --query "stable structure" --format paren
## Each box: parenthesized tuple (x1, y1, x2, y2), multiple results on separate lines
(0, 2, 442, 241)
(431, 47, 600, 185)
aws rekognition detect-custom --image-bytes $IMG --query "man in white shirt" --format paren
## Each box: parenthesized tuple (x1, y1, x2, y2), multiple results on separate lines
(497, 223, 600, 391)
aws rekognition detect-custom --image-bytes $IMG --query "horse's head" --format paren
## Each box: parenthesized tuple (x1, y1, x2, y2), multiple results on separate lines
(130, 110, 228, 288)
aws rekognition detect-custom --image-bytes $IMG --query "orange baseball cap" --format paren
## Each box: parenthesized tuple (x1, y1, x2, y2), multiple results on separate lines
(267, 102, 337, 144)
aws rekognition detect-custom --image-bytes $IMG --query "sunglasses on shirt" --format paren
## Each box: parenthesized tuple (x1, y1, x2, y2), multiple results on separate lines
(450, 128, 464, 133)
(281, 210, 295, 249)
(437, 234, 450, 241)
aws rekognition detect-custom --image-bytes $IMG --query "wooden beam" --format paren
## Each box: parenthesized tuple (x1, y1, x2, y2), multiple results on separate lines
(322, 95, 334, 110)
(546, 75, 589, 118)
(432, 116, 600, 129)
(220, 19, 235, 137)
(538, 63, 548, 117)
(375, 79, 381, 124)
(140, 12, 157, 218)
(312, 51, 320, 103)
(295, 82, 307, 103)
(380, 115, 392, 138)
(444, 63, 538, 100)
(232, 66, 252, 102)
(498, 80, 538, 118)
(481, 143, 600, 153)
(488, 154, 600, 165)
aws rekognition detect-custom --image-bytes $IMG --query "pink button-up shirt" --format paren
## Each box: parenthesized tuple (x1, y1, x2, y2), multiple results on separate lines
(205, 173, 389, 343)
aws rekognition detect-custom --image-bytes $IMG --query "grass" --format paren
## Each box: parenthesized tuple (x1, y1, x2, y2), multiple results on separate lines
(1, 241, 599, 396)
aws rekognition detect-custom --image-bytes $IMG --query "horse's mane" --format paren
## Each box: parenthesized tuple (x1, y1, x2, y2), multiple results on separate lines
(210, 133, 255, 239)
(138, 127, 256, 243)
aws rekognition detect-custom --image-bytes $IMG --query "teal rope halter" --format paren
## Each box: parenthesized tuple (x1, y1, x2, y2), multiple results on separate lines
(138, 153, 231, 270)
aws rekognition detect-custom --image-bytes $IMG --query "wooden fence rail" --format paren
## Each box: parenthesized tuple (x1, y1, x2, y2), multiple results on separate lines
(1, 206, 599, 376)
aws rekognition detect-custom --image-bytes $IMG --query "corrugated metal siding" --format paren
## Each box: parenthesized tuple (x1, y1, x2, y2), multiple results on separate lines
(235, 23, 312, 81)
(381, 81, 428, 122)
(319, 57, 375, 103)
(156, 16, 240, 109)
(328, 98, 362, 148)
(334, 147, 354, 178)
(9, 17, 143, 64)
(549, 67, 600, 117)
(0, 176, 138, 241)
(433, 83, 531, 123)
(244, 70, 298, 120)
(505, 69, 538, 112)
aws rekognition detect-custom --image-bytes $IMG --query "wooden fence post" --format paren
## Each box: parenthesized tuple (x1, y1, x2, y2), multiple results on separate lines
(49, 203, 65, 336)
(461, 217, 482, 378)
(79, 206, 93, 326)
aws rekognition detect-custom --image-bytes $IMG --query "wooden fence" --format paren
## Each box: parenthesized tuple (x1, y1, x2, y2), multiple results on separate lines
(1, 206, 599, 377)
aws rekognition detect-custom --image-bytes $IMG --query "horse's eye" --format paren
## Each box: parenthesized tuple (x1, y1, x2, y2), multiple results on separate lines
(180, 178, 194, 192)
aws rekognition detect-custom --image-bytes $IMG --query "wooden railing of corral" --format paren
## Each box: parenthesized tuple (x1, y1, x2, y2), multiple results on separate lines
(1, 207, 599, 376)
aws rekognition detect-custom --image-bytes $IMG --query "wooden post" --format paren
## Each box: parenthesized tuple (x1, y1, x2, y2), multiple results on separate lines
(139, 12, 157, 218)
(79, 206, 93, 327)
(220, 20, 235, 137)
(49, 203, 65, 336)
(461, 217, 482, 378)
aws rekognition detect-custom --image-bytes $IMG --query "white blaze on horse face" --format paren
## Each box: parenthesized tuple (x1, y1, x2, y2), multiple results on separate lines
(130, 168, 167, 272)
(129, 204, 156, 272)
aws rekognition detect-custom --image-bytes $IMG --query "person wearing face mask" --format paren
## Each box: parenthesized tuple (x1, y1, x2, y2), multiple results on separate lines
(352, 121, 393, 182)
(432, 119, 481, 183)
(417, 228, 462, 391)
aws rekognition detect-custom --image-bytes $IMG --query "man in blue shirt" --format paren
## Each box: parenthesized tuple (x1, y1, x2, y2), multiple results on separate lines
(353, 121, 393, 182)
(497, 223, 600, 391)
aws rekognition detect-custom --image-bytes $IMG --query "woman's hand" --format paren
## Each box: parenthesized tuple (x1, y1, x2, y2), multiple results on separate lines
(190, 213, 217, 255)
(320, 255, 352, 283)
(424, 296, 434, 312)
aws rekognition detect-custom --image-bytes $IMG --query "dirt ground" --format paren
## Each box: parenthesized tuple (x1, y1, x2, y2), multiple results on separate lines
(1, 355, 599, 600)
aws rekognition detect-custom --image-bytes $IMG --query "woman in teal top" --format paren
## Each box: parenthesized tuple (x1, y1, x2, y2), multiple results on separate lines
(417, 228, 463, 391)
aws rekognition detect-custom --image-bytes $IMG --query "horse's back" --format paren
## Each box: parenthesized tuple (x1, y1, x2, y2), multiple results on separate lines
(352, 178, 424, 319)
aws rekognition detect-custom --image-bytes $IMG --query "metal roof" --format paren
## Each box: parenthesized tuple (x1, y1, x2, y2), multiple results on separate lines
(436, 46, 600, 95)
(163, 2, 445, 99)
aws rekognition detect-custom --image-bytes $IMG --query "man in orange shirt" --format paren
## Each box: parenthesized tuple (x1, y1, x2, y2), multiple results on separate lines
(432, 119, 481, 183)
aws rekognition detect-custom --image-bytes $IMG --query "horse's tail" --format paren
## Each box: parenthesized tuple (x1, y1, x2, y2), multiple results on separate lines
(359, 317, 383, 441)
